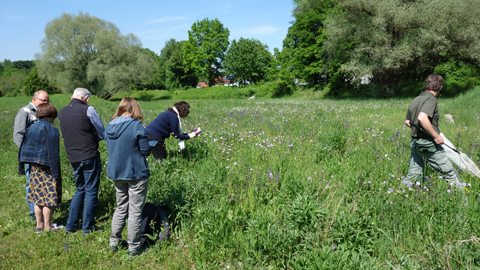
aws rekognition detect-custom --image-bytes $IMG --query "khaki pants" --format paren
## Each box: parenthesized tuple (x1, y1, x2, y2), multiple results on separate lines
(405, 139, 460, 186)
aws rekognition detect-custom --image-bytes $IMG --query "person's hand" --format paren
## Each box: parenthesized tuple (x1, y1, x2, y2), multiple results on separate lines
(188, 132, 197, 138)
(434, 135, 444, 145)
(405, 120, 411, 127)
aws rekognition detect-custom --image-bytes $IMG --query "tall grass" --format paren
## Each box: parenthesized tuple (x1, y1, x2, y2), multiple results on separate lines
(1, 88, 480, 269)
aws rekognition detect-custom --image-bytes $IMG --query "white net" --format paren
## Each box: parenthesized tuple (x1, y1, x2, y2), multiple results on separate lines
(441, 133, 480, 178)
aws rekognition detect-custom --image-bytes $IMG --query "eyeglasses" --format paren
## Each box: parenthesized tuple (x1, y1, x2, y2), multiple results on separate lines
(36, 98, 50, 103)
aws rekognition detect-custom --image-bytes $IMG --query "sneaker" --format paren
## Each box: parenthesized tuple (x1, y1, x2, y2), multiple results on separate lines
(110, 240, 128, 252)
(82, 225, 104, 236)
(128, 244, 146, 257)
(51, 223, 64, 230)
(35, 227, 43, 234)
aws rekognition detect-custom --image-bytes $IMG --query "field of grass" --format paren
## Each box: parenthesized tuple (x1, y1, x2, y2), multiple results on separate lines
(1, 89, 480, 269)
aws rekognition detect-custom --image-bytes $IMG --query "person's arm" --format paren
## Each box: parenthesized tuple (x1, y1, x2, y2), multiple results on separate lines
(135, 121, 152, 156)
(86, 106, 105, 140)
(418, 112, 443, 144)
(13, 109, 28, 147)
(47, 127, 62, 180)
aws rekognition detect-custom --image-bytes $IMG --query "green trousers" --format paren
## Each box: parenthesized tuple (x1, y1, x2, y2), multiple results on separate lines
(405, 139, 460, 185)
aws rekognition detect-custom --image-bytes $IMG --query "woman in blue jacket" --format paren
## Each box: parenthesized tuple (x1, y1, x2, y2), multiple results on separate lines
(105, 97, 151, 256)
(18, 103, 61, 233)
(145, 101, 201, 161)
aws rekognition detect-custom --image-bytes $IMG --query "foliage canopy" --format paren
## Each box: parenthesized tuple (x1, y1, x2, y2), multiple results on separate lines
(224, 38, 273, 85)
(183, 18, 230, 87)
(36, 12, 155, 99)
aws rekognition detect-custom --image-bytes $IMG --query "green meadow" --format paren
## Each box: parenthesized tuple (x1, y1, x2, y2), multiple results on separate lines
(1, 89, 480, 269)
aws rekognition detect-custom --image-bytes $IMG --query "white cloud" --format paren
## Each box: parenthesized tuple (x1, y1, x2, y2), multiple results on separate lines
(4, 15, 26, 22)
(149, 16, 185, 24)
(240, 26, 279, 35)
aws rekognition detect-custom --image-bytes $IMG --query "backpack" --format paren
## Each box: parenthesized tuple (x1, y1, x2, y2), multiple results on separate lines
(140, 202, 170, 245)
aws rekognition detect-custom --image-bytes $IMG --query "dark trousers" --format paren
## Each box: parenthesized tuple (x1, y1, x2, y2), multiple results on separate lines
(66, 155, 101, 233)
(146, 133, 166, 161)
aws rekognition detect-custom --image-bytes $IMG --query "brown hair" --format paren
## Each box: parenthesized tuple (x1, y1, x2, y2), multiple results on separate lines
(425, 74, 444, 92)
(168, 101, 190, 118)
(112, 97, 143, 122)
(36, 103, 57, 119)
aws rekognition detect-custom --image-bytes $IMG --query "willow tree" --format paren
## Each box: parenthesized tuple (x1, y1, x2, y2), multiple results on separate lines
(324, 0, 480, 93)
(36, 12, 155, 98)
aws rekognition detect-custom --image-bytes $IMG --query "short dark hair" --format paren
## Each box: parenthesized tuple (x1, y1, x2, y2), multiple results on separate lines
(36, 103, 58, 119)
(168, 101, 190, 118)
(425, 74, 443, 92)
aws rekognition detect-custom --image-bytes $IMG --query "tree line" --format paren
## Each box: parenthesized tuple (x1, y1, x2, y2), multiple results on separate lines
(2, 0, 480, 99)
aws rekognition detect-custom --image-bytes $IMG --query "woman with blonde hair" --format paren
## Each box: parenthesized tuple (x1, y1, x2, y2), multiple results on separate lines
(105, 97, 151, 256)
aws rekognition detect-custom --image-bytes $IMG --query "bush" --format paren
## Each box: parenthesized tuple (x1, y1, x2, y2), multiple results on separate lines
(434, 61, 480, 97)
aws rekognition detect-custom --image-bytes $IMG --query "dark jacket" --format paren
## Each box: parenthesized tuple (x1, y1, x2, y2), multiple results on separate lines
(105, 116, 151, 180)
(58, 98, 99, 163)
(18, 119, 61, 180)
(145, 110, 190, 140)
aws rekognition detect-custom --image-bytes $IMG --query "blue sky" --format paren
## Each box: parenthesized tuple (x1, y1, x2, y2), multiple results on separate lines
(1, 0, 295, 61)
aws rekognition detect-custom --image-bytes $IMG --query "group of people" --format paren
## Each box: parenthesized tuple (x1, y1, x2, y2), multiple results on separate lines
(14, 88, 200, 255)
(14, 74, 462, 255)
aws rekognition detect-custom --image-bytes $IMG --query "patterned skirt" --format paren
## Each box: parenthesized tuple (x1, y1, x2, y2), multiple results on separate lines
(28, 164, 62, 207)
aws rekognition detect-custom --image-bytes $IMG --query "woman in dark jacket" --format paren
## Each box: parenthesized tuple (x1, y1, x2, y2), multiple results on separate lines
(145, 101, 201, 161)
(18, 103, 61, 233)
(105, 97, 151, 256)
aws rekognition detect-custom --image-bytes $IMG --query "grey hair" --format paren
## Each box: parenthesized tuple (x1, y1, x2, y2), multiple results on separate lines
(72, 88, 91, 100)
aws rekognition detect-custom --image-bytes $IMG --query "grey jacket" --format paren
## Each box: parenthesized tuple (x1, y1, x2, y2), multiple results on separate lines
(13, 103, 38, 147)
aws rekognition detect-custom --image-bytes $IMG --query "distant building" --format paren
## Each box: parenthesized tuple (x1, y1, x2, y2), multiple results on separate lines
(196, 76, 243, 88)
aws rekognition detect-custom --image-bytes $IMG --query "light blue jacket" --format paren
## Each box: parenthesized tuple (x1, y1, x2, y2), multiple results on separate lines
(105, 116, 151, 180)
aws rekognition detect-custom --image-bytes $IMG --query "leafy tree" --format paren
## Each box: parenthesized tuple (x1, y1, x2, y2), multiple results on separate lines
(164, 40, 197, 90)
(12, 60, 35, 70)
(129, 48, 165, 91)
(224, 38, 273, 84)
(292, 0, 327, 17)
(23, 66, 57, 96)
(282, 3, 334, 86)
(0, 73, 26, 97)
(36, 12, 155, 99)
(183, 18, 230, 87)
(324, 0, 480, 94)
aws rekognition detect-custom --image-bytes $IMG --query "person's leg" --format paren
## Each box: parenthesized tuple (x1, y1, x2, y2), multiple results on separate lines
(43, 206, 54, 230)
(110, 180, 129, 247)
(146, 133, 166, 161)
(82, 155, 102, 233)
(25, 164, 35, 218)
(127, 179, 148, 252)
(66, 162, 86, 232)
(404, 141, 426, 186)
(427, 145, 461, 184)
(34, 204, 44, 229)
